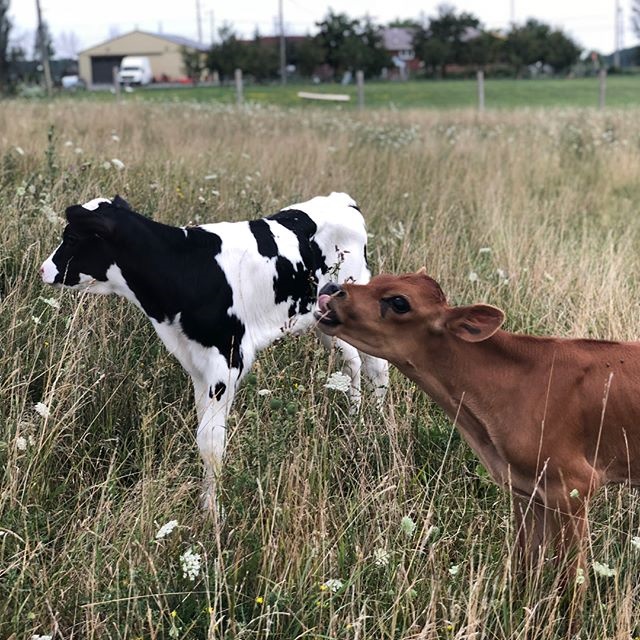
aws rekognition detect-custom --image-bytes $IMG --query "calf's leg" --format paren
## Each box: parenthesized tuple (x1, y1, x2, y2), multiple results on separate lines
(192, 368, 241, 514)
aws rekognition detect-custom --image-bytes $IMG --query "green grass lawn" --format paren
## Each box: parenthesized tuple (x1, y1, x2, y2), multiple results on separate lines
(77, 75, 640, 109)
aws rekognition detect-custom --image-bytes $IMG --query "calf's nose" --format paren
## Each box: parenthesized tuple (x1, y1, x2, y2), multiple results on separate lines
(319, 282, 344, 297)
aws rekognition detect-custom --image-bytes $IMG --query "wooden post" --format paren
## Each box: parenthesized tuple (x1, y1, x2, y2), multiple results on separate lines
(112, 66, 121, 100)
(598, 68, 606, 109)
(235, 68, 243, 106)
(477, 70, 485, 112)
(356, 70, 364, 110)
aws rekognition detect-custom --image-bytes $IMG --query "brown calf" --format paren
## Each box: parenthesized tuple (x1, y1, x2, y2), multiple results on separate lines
(315, 271, 640, 576)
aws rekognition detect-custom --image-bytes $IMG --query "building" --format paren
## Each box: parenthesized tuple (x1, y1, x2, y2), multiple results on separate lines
(78, 30, 208, 86)
(381, 27, 420, 79)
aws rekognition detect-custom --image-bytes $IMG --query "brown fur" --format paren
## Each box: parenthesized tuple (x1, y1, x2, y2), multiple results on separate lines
(317, 271, 640, 580)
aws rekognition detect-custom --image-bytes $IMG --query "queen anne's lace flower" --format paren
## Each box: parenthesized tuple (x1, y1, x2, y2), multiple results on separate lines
(180, 547, 201, 581)
(592, 561, 616, 577)
(155, 520, 178, 540)
(324, 372, 351, 393)
(400, 515, 416, 537)
(34, 402, 50, 419)
(321, 578, 343, 593)
(373, 547, 390, 567)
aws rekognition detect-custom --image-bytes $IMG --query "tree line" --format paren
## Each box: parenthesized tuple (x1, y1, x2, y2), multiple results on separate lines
(200, 6, 587, 83)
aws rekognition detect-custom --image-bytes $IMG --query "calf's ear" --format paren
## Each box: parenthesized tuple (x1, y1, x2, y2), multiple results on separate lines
(65, 205, 115, 238)
(445, 304, 505, 342)
(112, 195, 132, 210)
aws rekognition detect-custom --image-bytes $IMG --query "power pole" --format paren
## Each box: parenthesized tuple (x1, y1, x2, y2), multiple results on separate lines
(208, 10, 215, 44)
(510, 0, 515, 24)
(35, 0, 52, 97)
(278, 0, 286, 85)
(196, 0, 203, 44)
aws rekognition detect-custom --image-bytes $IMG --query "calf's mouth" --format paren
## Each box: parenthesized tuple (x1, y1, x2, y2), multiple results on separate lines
(315, 294, 341, 326)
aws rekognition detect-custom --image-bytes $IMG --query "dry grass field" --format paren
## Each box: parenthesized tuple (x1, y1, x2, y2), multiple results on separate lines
(2, 101, 640, 638)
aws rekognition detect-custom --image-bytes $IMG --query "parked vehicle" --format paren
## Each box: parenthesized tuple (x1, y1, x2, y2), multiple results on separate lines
(117, 57, 153, 86)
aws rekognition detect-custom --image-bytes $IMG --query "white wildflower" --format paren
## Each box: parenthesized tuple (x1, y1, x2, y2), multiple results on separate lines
(204, 174, 217, 181)
(155, 519, 178, 540)
(111, 134, 120, 142)
(39, 296, 61, 309)
(180, 547, 201, 581)
(41, 203, 58, 223)
(102, 161, 112, 170)
(64, 140, 73, 147)
(496, 268, 507, 280)
(34, 402, 50, 419)
(373, 547, 390, 567)
(31, 635, 53, 640)
(569, 488, 580, 499)
(257, 389, 272, 396)
(631, 536, 640, 551)
(468, 271, 479, 283)
(210, 189, 220, 197)
(321, 578, 343, 593)
(14, 146, 25, 156)
(592, 561, 616, 578)
(74, 147, 83, 155)
(111, 158, 125, 170)
(16, 436, 28, 451)
(478, 247, 492, 255)
(575, 567, 585, 585)
(448, 564, 460, 576)
(31, 315, 41, 325)
(324, 371, 351, 393)
(400, 515, 416, 537)
(16, 185, 26, 197)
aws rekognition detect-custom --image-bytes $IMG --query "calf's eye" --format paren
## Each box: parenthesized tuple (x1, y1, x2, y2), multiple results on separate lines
(387, 296, 411, 314)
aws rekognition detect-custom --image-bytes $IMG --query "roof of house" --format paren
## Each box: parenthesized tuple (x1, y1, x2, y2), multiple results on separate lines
(79, 30, 209, 55)
(381, 27, 416, 51)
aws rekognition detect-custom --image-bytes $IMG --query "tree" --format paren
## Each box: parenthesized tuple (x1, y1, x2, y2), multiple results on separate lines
(34, 19, 55, 61)
(207, 24, 246, 81)
(413, 4, 487, 77)
(504, 19, 580, 75)
(243, 30, 279, 82)
(181, 46, 206, 84)
(314, 10, 390, 79)
(56, 30, 81, 59)
(288, 35, 324, 77)
(0, 0, 11, 93)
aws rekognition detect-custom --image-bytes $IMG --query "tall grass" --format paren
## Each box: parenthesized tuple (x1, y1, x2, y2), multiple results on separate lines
(1, 101, 640, 638)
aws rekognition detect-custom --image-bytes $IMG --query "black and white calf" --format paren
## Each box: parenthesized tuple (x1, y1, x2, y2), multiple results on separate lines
(40, 193, 388, 507)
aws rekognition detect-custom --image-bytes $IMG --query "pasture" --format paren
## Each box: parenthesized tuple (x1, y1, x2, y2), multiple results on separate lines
(70, 75, 640, 110)
(2, 101, 640, 638)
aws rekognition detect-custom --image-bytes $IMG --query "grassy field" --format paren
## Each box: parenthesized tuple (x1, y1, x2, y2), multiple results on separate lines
(71, 75, 640, 109)
(2, 100, 640, 639)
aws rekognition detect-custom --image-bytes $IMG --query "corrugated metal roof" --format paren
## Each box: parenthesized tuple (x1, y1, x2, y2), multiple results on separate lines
(79, 30, 208, 55)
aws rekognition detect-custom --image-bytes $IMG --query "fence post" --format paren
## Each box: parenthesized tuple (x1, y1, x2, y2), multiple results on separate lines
(112, 66, 121, 100)
(356, 70, 364, 110)
(235, 68, 243, 106)
(476, 70, 485, 112)
(598, 68, 607, 109)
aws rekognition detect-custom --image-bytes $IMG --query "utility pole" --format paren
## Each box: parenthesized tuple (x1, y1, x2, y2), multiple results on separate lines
(510, 0, 515, 24)
(208, 10, 215, 45)
(35, 0, 52, 97)
(278, 0, 286, 85)
(614, 0, 621, 67)
(196, 0, 203, 44)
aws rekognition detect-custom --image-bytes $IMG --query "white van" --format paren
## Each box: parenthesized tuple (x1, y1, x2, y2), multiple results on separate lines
(117, 56, 153, 86)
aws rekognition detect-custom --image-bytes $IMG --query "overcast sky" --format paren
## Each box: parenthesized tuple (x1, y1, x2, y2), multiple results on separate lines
(11, 0, 638, 58)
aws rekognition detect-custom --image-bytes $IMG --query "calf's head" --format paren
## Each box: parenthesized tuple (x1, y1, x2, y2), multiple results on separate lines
(40, 196, 131, 292)
(316, 270, 505, 363)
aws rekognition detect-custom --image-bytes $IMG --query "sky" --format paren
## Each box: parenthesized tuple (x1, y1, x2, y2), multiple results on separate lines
(10, 0, 639, 58)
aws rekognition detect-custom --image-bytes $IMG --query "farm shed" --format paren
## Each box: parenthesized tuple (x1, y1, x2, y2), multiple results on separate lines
(78, 30, 208, 86)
